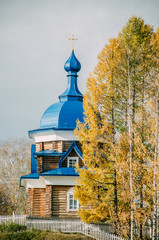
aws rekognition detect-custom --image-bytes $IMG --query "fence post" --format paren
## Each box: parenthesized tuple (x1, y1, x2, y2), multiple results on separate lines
(12, 212, 15, 223)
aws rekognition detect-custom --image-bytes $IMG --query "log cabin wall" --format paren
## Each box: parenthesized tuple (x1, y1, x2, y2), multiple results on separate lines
(42, 156, 61, 172)
(27, 188, 33, 216)
(36, 143, 41, 152)
(27, 188, 46, 217)
(37, 157, 43, 173)
(57, 141, 63, 152)
(36, 141, 82, 153)
(32, 188, 46, 217)
(43, 141, 63, 152)
(63, 141, 82, 152)
(44, 142, 53, 150)
(63, 141, 72, 151)
(46, 185, 52, 217)
(37, 156, 61, 173)
(36, 141, 63, 152)
(36, 142, 44, 152)
(52, 186, 79, 219)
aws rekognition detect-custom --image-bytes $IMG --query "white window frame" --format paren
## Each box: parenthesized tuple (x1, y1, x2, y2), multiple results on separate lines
(67, 157, 79, 168)
(67, 187, 79, 212)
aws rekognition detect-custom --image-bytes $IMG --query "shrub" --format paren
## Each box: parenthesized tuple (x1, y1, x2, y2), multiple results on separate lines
(0, 223, 26, 233)
(6, 223, 26, 232)
(0, 231, 37, 240)
(0, 223, 6, 232)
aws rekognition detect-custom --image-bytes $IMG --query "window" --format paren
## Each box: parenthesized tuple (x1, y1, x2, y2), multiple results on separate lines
(67, 188, 79, 211)
(67, 157, 78, 168)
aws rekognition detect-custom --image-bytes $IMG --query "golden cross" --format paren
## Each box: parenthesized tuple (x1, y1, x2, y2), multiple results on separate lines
(68, 34, 78, 51)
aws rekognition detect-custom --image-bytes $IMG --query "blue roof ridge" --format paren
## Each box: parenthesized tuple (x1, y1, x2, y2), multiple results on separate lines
(40, 167, 79, 176)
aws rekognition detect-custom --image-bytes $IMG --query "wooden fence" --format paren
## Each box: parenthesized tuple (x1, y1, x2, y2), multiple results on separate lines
(0, 213, 26, 225)
(0, 214, 126, 240)
(27, 219, 126, 240)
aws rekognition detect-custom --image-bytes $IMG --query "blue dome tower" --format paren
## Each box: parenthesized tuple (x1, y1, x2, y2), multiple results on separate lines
(34, 50, 84, 132)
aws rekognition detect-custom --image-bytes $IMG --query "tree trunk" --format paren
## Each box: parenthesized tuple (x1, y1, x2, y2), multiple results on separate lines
(153, 76, 159, 240)
(139, 77, 145, 240)
(127, 51, 133, 240)
(111, 72, 118, 233)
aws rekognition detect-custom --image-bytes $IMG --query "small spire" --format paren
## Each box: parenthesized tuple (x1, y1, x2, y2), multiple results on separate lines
(68, 34, 78, 51)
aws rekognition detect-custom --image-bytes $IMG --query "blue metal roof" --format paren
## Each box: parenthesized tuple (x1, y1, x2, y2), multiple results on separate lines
(29, 50, 84, 133)
(40, 167, 79, 176)
(20, 172, 39, 179)
(59, 141, 83, 167)
(40, 100, 84, 129)
(20, 167, 79, 180)
(34, 150, 65, 157)
(20, 172, 39, 187)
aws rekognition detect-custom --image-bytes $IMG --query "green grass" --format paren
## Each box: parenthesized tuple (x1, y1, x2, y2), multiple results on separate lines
(0, 223, 93, 240)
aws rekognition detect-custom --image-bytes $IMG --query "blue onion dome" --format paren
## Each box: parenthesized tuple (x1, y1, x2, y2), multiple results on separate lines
(39, 50, 84, 130)
(64, 50, 81, 73)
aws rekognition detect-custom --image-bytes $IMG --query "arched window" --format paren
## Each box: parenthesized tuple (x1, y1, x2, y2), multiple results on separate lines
(67, 187, 79, 211)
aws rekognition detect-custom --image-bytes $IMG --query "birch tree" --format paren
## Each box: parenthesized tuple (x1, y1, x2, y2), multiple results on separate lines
(117, 17, 154, 239)
(149, 27, 159, 240)
(0, 184, 12, 215)
(0, 139, 31, 214)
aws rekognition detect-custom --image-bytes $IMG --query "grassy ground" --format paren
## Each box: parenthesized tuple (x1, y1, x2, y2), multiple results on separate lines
(0, 223, 93, 240)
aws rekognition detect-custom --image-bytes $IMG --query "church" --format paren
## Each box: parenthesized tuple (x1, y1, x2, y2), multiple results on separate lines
(20, 47, 85, 219)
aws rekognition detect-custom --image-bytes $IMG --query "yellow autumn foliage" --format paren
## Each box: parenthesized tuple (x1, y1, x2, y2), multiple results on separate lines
(74, 16, 159, 239)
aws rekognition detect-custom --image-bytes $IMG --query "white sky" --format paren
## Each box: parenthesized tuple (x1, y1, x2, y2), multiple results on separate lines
(0, 0, 159, 141)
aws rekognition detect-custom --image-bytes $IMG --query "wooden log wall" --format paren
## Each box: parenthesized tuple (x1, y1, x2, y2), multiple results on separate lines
(44, 142, 53, 150)
(32, 188, 46, 217)
(46, 185, 52, 217)
(37, 156, 61, 173)
(52, 186, 79, 219)
(63, 141, 72, 151)
(42, 156, 61, 172)
(43, 141, 63, 152)
(37, 157, 43, 173)
(36, 143, 41, 152)
(27, 188, 33, 216)
(36, 141, 63, 152)
(36, 141, 82, 153)
(27, 188, 46, 217)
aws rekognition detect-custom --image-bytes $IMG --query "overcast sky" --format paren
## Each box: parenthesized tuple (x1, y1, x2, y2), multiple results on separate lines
(0, 0, 159, 141)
